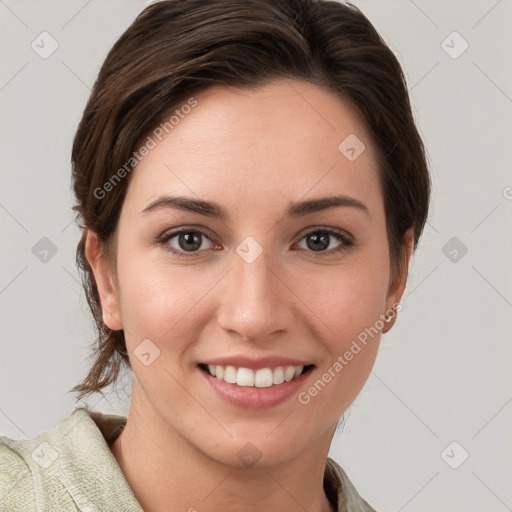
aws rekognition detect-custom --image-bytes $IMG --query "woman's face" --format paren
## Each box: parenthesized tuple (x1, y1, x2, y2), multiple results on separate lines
(92, 78, 409, 467)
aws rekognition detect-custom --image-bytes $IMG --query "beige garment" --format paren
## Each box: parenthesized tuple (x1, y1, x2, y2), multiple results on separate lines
(1, 407, 378, 511)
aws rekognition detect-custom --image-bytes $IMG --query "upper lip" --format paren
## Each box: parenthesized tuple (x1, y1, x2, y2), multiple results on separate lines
(200, 356, 313, 370)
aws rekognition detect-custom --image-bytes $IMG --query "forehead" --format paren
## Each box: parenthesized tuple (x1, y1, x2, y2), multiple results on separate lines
(123, 78, 381, 216)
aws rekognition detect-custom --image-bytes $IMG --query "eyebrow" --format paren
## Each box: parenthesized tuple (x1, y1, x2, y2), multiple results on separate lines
(140, 194, 370, 220)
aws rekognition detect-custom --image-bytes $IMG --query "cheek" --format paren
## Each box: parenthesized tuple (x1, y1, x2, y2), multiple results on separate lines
(299, 250, 390, 345)
(293, 257, 389, 423)
(115, 216, 391, 355)
(115, 248, 222, 364)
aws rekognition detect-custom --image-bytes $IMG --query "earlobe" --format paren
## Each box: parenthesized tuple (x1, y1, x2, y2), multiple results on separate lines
(383, 228, 414, 333)
(84, 229, 123, 331)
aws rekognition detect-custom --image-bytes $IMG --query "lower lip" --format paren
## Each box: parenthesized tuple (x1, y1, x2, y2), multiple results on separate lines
(199, 367, 312, 410)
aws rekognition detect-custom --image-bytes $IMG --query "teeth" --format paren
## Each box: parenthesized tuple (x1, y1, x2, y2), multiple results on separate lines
(205, 364, 306, 387)
(224, 365, 237, 384)
(237, 367, 255, 387)
(273, 366, 284, 385)
(254, 368, 273, 388)
(284, 365, 296, 382)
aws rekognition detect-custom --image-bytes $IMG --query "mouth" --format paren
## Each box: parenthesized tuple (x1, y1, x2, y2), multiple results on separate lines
(198, 363, 315, 388)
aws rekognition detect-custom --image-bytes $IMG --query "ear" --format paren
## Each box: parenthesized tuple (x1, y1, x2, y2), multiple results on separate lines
(84, 229, 123, 331)
(382, 228, 414, 333)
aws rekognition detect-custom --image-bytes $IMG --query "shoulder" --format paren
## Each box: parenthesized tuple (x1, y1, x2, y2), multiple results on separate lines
(0, 434, 36, 510)
(325, 457, 379, 512)
(0, 408, 103, 511)
(2, 407, 141, 512)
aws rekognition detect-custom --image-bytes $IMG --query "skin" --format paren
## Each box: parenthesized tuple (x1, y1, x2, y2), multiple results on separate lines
(86, 78, 413, 512)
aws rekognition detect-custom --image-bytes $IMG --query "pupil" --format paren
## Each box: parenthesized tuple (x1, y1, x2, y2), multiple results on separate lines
(180, 232, 201, 251)
(307, 232, 329, 251)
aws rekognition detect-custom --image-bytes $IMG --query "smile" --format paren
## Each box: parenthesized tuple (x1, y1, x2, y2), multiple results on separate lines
(199, 363, 314, 388)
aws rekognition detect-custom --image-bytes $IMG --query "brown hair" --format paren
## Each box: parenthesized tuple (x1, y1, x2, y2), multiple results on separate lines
(71, 0, 430, 401)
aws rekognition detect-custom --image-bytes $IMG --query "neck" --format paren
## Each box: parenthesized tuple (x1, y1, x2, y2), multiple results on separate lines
(109, 386, 335, 512)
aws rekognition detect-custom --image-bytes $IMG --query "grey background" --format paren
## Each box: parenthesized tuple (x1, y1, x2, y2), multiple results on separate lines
(1, 1, 511, 510)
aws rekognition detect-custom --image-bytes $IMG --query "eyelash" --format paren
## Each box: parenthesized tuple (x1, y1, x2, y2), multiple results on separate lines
(156, 226, 354, 258)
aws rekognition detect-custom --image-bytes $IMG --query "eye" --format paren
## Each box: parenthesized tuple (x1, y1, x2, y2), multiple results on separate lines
(157, 226, 354, 258)
(294, 227, 353, 256)
(158, 229, 215, 256)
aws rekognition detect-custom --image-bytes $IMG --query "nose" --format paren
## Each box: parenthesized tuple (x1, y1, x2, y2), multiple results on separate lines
(216, 244, 294, 343)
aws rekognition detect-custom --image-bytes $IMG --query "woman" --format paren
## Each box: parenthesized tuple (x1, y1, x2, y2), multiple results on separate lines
(0, 0, 430, 510)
